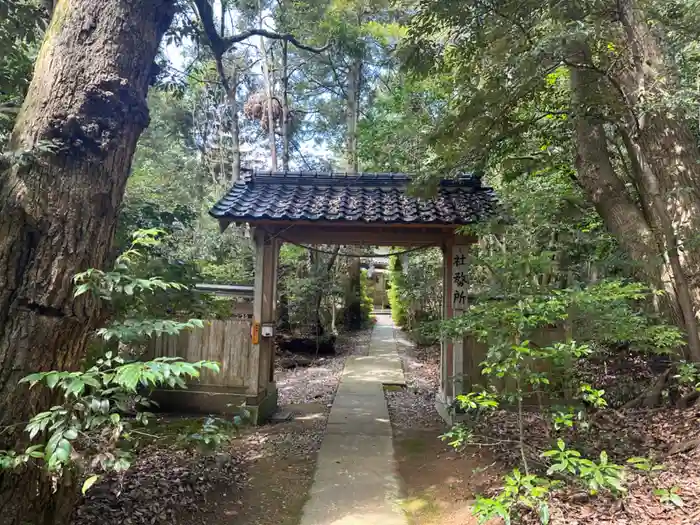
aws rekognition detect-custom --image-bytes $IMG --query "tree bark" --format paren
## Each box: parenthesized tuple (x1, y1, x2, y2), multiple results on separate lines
(569, 66, 662, 283)
(568, 58, 691, 340)
(191, 0, 241, 186)
(311, 246, 340, 335)
(613, 0, 700, 345)
(282, 40, 290, 171)
(0, 0, 174, 523)
(258, 0, 278, 171)
(619, 127, 700, 360)
(344, 56, 361, 173)
(225, 62, 241, 185)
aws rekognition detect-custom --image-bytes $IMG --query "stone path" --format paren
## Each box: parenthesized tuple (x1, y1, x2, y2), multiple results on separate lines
(298, 314, 408, 525)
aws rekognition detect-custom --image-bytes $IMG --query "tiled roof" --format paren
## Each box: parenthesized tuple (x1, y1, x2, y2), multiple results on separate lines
(210, 170, 497, 225)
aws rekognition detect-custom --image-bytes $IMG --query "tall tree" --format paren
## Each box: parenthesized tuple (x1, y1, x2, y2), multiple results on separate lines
(403, 0, 700, 359)
(276, 0, 401, 168)
(0, 0, 174, 522)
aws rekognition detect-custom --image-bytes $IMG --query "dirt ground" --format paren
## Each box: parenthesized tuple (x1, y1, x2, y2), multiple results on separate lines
(72, 329, 370, 525)
(74, 325, 700, 525)
(188, 402, 327, 525)
(393, 429, 502, 525)
(186, 328, 372, 525)
(387, 331, 700, 525)
(385, 333, 505, 525)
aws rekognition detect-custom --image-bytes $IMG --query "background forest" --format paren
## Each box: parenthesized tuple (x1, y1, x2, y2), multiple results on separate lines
(3, 0, 700, 524)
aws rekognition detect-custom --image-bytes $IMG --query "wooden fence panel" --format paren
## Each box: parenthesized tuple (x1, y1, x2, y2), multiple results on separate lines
(148, 319, 254, 390)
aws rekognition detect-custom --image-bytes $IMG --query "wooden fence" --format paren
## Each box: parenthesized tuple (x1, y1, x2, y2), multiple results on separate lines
(148, 318, 255, 391)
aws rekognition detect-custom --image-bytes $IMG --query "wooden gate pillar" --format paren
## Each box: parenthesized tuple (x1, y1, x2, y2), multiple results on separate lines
(436, 235, 470, 424)
(250, 228, 281, 422)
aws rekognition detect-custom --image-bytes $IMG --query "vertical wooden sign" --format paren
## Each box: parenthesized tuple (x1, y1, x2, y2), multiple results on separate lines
(451, 244, 468, 395)
(452, 245, 469, 314)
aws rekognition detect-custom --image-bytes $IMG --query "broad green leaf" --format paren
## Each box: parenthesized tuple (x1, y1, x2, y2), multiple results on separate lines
(670, 494, 684, 507)
(20, 373, 45, 386)
(46, 372, 60, 389)
(66, 379, 85, 397)
(81, 375, 101, 389)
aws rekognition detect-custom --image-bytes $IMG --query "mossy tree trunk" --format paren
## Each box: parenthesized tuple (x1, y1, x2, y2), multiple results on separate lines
(0, 0, 175, 523)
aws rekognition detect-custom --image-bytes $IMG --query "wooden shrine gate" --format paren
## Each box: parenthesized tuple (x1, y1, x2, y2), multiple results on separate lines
(187, 170, 497, 423)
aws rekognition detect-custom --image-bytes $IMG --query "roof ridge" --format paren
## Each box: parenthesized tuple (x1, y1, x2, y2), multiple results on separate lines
(249, 171, 411, 187)
(239, 170, 484, 189)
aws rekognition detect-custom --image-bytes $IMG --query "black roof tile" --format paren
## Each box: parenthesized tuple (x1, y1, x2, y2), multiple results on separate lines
(210, 170, 497, 225)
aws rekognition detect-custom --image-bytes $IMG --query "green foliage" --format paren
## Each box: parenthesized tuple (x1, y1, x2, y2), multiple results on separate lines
(626, 456, 665, 474)
(340, 267, 374, 330)
(455, 391, 500, 412)
(542, 441, 625, 496)
(276, 0, 407, 163)
(654, 487, 684, 508)
(542, 439, 583, 477)
(578, 384, 608, 409)
(358, 72, 450, 173)
(180, 415, 246, 452)
(387, 249, 442, 337)
(388, 255, 408, 328)
(674, 361, 700, 390)
(550, 406, 588, 432)
(440, 393, 498, 448)
(472, 468, 555, 525)
(360, 269, 374, 324)
(626, 456, 683, 508)
(278, 244, 343, 333)
(74, 229, 217, 352)
(0, 227, 228, 494)
(439, 423, 473, 450)
(121, 89, 254, 287)
(400, 0, 700, 179)
(439, 280, 682, 410)
(0, 0, 47, 141)
(1, 352, 218, 477)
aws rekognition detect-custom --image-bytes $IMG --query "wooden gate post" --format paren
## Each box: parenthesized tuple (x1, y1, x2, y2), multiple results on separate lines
(436, 235, 470, 424)
(250, 228, 281, 423)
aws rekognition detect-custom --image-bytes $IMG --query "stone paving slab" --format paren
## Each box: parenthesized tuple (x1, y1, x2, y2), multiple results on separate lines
(334, 380, 386, 398)
(342, 357, 405, 385)
(329, 392, 391, 410)
(298, 316, 408, 525)
(326, 407, 392, 437)
(299, 434, 405, 525)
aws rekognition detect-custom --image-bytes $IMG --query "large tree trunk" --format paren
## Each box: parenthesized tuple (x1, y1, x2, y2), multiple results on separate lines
(568, 59, 690, 343)
(569, 63, 661, 282)
(282, 40, 290, 171)
(311, 246, 340, 335)
(342, 54, 362, 319)
(344, 56, 361, 173)
(619, 127, 700, 360)
(612, 0, 700, 352)
(226, 63, 242, 185)
(258, 0, 278, 171)
(0, 0, 174, 523)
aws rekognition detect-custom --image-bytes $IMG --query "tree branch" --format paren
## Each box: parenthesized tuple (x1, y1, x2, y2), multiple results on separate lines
(224, 29, 330, 54)
(192, 0, 330, 59)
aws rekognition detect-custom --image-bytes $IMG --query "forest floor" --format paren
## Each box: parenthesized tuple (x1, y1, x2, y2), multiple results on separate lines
(475, 351, 700, 525)
(72, 329, 371, 525)
(385, 339, 504, 525)
(386, 341, 700, 525)
(72, 329, 700, 525)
